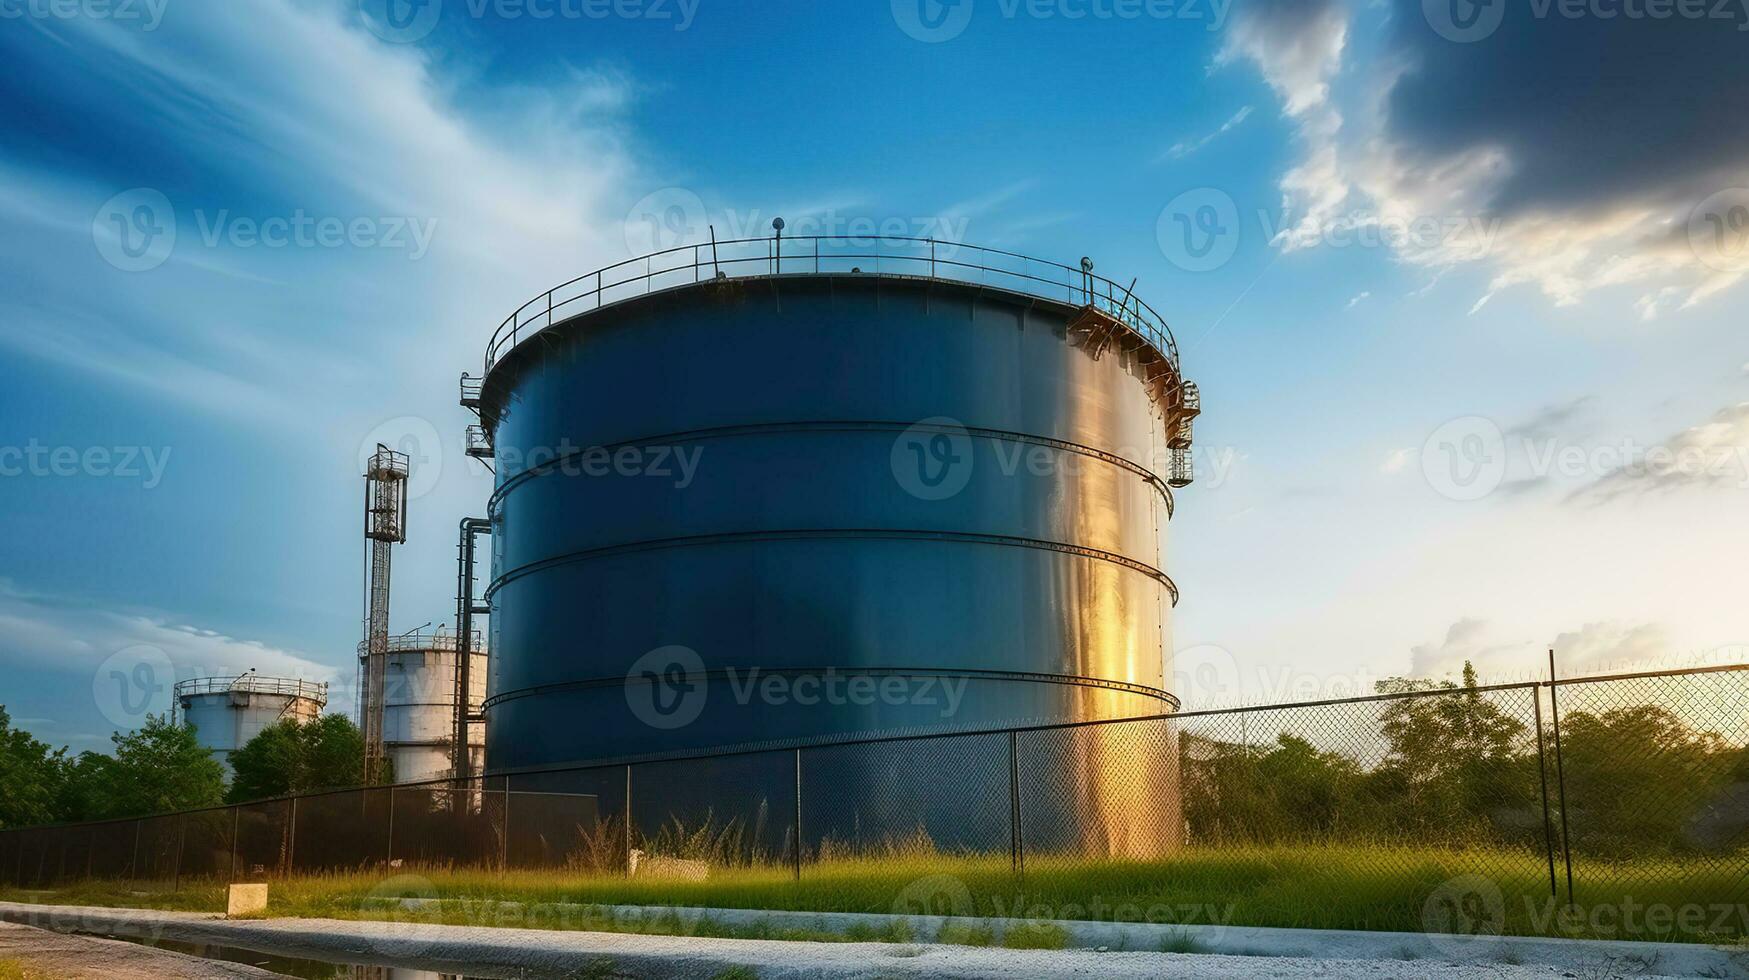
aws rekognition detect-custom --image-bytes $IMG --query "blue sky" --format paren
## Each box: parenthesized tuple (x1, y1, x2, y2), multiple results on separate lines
(1, 0, 1746, 751)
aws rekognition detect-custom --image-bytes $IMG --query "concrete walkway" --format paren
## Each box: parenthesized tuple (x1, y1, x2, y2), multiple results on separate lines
(2, 900, 1743, 979)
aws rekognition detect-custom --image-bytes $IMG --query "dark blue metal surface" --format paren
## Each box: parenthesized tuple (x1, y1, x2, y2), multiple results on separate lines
(479, 274, 1179, 773)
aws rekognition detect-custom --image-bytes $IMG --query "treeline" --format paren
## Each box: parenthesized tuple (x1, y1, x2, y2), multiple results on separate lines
(1182, 664, 1749, 858)
(0, 706, 383, 829)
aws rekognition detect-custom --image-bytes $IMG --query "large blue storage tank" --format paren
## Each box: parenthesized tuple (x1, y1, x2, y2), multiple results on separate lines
(473, 252, 1195, 781)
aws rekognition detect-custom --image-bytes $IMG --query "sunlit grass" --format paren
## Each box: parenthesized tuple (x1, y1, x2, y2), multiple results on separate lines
(3, 844, 1743, 946)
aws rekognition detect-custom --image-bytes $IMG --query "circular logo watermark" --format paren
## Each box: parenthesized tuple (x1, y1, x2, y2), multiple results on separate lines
(1688, 188, 1749, 274)
(1421, 874, 1505, 957)
(891, 0, 974, 42)
(624, 187, 709, 255)
(93, 644, 176, 728)
(359, 416, 444, 500)
(359, 0, 444, 43)
(1421, 416, 1506, 501)
(626, 645, 707, 730)
(93, 188, 176, 273)
(361, 873, 440, 954)
(890, 418, 973, 501)
(1423, 0, 1505, 42)
(1172, 643, 1242, 707)
(1156, 189, 1240, 273)
(891, 873, 975, 918)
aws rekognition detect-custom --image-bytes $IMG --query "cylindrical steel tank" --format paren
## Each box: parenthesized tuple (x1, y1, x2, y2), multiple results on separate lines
(358, 631, 487, 784)
(175, 676, 326, 776)
(475, 244, 1194, 785)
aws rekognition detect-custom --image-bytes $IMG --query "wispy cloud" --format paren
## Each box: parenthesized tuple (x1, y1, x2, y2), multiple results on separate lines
(1160, 105, 1254, 161)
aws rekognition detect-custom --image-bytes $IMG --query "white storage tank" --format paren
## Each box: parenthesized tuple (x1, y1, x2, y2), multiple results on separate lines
(357, 630, 487, 784)
(174, 675, 327, 777)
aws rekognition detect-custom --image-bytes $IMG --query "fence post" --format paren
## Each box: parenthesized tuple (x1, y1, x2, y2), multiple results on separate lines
(792, 749, 804, 882)
(285, 797, 298, 878)
(386, 785, 396, 866)
(228, 807, 240, 882)
(623, 765, 634, 878)
(129, 819, 143, 884)
(171, 814, 187, 891)
(1008, 730, 1024, 877)
(1548, 649, 1575, 906)
(1531, 688, 1559, 900)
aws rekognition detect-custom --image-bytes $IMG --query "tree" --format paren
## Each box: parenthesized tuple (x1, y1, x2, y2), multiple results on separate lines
(226, 713, 375, 804)
(1373, 662, 1536, 842)
(1558, 704, 1733, 857)
(92, 714, 226, 819)
(0, 706, 69, 829)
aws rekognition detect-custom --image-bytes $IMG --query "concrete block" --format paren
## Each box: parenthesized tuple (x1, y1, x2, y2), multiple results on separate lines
(226, 883, 269, 917)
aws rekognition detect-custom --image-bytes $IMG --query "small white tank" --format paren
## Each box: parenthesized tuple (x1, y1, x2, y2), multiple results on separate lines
(174, 676, 327, 777)
(358, 631, 487, 784)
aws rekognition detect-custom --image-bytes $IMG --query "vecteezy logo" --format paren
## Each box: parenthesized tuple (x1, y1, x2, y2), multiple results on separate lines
(1688, 188, 1749, 273)
(890, 418, 973, 501)
(891, 873, 975, 918)
(624, 187, 709, 255)
(92, 188, 176, 272)
(1172, 644, 1241, 707)
(362, 874, 440, 954)
(359, 0, 443, 44)
(1156, 189, 1239, 273)
(626, 645, 707, 730)
(891, 0, 974, 42)
(359, 417, 445, 500)
(93, 645, 175, 727)
(1421, 874, 1505, 957)
(1421, 415, 1507, 501)
(1423, 0, 1505, 42)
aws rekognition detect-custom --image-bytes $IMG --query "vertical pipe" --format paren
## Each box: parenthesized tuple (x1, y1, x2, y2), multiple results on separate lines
(1548, 649, 1575, 906)
(1532, 688, 1558, 900)
(1008, 730, 1024, 877)
(792, 748, 804, 882)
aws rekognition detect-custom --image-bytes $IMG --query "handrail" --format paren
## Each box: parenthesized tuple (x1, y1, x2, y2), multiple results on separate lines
(481, 236, 1182, 379)
(355, 630, 487, 657)
(172, 676, 328, 701)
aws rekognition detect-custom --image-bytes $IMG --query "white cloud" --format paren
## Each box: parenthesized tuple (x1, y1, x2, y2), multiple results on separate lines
(1346, 290, 1370, 309)
(1380, 446, 1415, 473)
(1162, 106, 1254, 161)
(1220, 2, 1745, 317)
(0, 582, 344, 721)
(0, 0, 638, 422)
(1409, 617, 1672, 681)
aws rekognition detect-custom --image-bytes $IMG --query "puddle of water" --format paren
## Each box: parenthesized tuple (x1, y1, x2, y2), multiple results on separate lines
(85, 932, 518, 978)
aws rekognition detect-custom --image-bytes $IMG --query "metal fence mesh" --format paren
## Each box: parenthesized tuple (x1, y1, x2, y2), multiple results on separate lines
(3, 664, 1746, 941)
(1550, 669, 1749, 907)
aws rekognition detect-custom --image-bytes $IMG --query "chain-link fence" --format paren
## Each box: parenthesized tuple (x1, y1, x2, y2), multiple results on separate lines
(4, 664, 1746, 939)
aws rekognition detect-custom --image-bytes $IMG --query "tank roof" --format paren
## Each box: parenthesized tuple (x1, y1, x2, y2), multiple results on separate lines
(477, 236, 1182, 381)
(174, 675, 327, 703)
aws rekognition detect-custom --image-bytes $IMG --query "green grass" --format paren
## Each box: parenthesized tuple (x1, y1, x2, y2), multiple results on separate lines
(1001, 921, 1069, 949)
(0, 961, 49, 980)
(935, 921, 995, 947)
(3, 844, 1743, 947)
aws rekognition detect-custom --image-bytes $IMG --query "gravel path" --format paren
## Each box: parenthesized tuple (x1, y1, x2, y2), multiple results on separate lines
(0, 920, 286, 979)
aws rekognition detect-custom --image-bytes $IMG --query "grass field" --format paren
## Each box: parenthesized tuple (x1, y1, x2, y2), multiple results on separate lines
(4, 845, 1745, 948)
